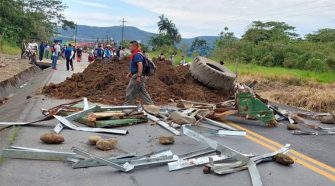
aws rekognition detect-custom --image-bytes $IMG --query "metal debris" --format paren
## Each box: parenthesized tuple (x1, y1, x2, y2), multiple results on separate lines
(54, 115, 128, 135)
(2, 146, 80, 161)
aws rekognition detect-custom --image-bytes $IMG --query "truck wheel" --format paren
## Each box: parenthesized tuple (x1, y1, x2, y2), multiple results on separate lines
(190, 56, 236, 93)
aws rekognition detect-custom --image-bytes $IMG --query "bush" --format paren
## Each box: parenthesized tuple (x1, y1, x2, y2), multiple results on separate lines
(325, 56, 335, 70)
(304, 58, 327, 72)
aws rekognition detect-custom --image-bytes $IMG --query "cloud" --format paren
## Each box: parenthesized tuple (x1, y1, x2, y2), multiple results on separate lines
(75, 0, 108, 9)
(120, 0, 335, 37)
(64, 0, 335, 37)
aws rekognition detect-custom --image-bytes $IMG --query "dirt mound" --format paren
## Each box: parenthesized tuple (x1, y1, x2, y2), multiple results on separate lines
(42, 58, 229, 105)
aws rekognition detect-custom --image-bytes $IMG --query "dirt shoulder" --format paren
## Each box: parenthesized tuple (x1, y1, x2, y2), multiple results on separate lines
(0, 53, 33, 82)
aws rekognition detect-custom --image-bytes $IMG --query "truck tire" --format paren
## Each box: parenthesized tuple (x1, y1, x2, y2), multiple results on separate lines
(190, 56, 236, 92)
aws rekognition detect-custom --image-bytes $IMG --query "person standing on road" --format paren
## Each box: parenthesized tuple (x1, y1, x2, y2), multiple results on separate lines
(119, 47, 125, 60)
(39, 41, 45, 61)
(97, 45, 103, 60)
(76, 47, 82, 62)
(104, 45, 111, 59)
(45, 44, 50, 59)
(52, 41, 61, 70)
(124, 40, 154, 105)
(65, 43, 74, 71)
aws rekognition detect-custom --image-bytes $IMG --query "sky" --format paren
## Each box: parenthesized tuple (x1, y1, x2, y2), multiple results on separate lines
(63, 0, 335, 38)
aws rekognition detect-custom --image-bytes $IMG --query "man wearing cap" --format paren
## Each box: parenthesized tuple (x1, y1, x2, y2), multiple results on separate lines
(124, 40, 154, 105)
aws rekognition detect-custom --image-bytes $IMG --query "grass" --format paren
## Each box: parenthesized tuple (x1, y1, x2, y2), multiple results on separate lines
(224, 62, 335, 83)
(0, 40, 21, 55)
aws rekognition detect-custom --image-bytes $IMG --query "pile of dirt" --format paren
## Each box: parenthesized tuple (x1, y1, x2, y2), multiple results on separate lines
(42, 58, 229, 105)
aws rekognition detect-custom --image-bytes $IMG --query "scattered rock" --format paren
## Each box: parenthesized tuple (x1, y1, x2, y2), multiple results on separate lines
(318, 115, 335, 124)
(143, 105, 161, 115)
(203, 166, 211, 174)
(88, 135, 102, 145)
(96, 138, 118, 151)
(40, 132, 64, 144)
(287, 123, 300, 130)
(159, 136, 174, 145)
(268, 119, 278, 128)
(274, 153, 294, 166)
(26, 95, 32, 99)
(176, 102, 185, 108)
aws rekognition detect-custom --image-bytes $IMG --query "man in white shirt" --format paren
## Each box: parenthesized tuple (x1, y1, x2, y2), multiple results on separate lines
(52, 41, 61, 70)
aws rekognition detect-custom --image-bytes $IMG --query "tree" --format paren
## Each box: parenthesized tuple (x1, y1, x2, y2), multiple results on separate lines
(305, 29, 335, 42)
(242, 21, 298, 44)
(153, 14, 181, 47)
(0, 0, 74, 43)
(216, 27, 238, 48)
(190, 38, 210, 56)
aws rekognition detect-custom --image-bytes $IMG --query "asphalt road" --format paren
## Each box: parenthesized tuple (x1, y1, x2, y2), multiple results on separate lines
(0, 55, 334, 186)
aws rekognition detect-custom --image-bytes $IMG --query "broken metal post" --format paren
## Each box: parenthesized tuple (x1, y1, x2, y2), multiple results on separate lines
(54, 115, 128, 135)
(71, 149, 173, 169)
(201, 118, 238, 131)
(145, 112, 181, 136)
(182, 125, 249, 163)
(185, 125, 246, 137)
(71, 147, 134, 172)
(2, 146, 80, 161)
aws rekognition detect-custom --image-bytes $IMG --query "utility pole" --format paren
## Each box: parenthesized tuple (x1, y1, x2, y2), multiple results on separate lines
(74, 23, 78, 47)
(120, 18, 127, 47)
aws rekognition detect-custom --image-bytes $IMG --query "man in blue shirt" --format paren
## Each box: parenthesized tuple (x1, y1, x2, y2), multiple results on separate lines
(65, 44, 74, 71)
(124, 40, 154, 105)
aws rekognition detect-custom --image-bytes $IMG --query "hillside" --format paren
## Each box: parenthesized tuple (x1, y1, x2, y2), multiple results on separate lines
(58, 25, 218, 47)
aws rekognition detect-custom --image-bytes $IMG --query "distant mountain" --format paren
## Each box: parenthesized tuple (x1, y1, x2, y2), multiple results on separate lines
(57, 25, 219, 48)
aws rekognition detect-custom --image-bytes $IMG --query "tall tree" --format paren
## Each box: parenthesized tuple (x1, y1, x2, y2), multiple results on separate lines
(154, 14, 181, 46)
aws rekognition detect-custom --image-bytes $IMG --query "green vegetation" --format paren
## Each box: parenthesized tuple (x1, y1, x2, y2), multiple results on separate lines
(0, 0, 74, 52)
(212, 21, 335, 73)
(150, 14, 181, 50)
(0, 40, 20, 55)
(224, 62, 335, 83)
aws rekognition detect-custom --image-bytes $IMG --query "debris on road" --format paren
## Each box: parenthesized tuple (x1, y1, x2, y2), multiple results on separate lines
(287, 123, 300, 130)
(96, 138, 118, 151)
(40, 132, 64, 144)
(159, 136, 174, 145)
(88, 135, 102, 145)
(274, 153, 294, 166)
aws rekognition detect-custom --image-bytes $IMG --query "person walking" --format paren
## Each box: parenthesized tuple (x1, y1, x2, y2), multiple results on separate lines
(65, 43, 74, 71)
(124, 40, 154, 105)
(52, 41, 61, 70)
